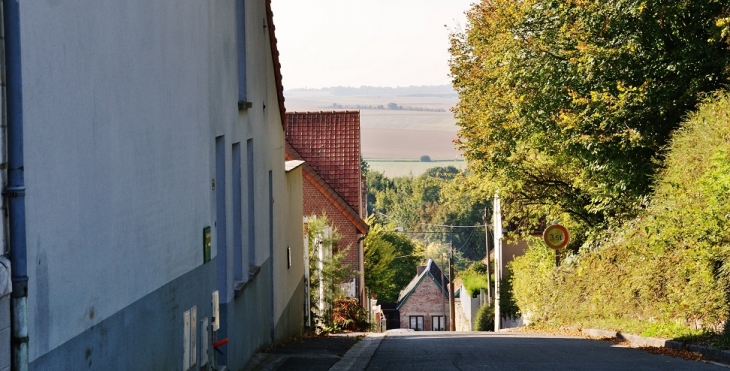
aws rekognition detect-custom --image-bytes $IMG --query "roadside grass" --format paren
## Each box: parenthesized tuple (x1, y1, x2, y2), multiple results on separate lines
(522, 319, 730, 349)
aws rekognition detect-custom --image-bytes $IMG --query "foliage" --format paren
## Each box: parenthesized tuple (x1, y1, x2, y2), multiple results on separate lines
(499, 271, 520, 320)
(332, 297, 369, 332)
(367, 166, 490, 261)
(509, 92, 730, 338)
(450, 0, 730, 243)
(421, 242, 469, 272)
(475, 303, 495, 331)
(307, 215, 355, 332)
(460, 261, 490, 297)
(364, 220, 422, 303)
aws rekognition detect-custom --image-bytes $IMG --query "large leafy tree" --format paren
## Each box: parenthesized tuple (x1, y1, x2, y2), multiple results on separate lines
(450, 0, 730, 239)
(364, 221, 422, 303)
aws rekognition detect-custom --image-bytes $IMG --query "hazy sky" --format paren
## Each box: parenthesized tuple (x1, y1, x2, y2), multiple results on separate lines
(271, 0, 475, 89)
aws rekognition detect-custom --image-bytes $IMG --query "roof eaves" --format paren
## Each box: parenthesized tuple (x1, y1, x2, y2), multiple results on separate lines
(265, 0, 286, 130)
(285, 142, 368, 234)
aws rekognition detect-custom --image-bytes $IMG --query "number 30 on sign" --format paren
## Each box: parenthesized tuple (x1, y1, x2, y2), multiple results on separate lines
(543, 224, 569, 250)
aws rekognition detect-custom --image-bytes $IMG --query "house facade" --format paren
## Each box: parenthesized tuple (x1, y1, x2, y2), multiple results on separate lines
(1, 1, 304, 370)
(285, 111, 369, 306)
(397, 259, 450, 331)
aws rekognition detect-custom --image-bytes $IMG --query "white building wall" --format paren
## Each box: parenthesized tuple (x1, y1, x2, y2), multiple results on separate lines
(19, 0, 239, 361)
(1, 5, 11, 370)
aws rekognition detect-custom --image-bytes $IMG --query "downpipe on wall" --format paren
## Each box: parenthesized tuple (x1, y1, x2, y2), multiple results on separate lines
(3, 0, 29, 370)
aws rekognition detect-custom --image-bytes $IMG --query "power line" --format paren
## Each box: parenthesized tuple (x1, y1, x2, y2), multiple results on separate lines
(418, 223, 485, 229)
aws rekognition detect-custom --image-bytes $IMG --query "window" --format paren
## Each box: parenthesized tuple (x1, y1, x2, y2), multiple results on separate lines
(232, 143, 243, 283)
(246, 139, 255, 269)
(236, 0, 250, 109)
(409, 316, 424, 331)
(215, 136, 228, 301)
(432, 316, 444, 331)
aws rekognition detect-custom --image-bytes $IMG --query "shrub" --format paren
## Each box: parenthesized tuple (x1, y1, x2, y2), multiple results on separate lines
(475, 304, 495, 331)
(461, 270, 489, 297)
(509, 92, 730, 338)
(332, 297, 369, 332)
(419, 155, 432, 162)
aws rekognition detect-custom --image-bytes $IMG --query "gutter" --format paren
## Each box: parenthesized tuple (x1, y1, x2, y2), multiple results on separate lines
(3, 1, 29, 370)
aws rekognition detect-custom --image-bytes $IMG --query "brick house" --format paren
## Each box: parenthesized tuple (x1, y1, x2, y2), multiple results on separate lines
(397, 259, 450, 331)
(285, 111, 369, 306)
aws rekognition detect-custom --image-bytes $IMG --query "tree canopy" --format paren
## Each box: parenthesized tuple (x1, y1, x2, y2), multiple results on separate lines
(366, 166, 490, 260)
(364, 221, 422, 303)
(450, 0, 730, 241)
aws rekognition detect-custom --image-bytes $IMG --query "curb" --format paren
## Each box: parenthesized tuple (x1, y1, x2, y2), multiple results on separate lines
(329, 333, 386, 371)
(581, 328, 730, 366)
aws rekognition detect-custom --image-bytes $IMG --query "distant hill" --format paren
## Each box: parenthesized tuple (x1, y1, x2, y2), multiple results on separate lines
(285, 85, 457, 98)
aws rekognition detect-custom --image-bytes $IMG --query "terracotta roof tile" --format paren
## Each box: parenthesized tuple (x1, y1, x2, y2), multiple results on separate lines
(285, 141, 368, 234)
(285, 111, 362, 211)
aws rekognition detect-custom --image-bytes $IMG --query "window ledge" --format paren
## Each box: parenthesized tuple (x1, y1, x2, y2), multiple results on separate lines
(233, 280, 246, 297)
(233, 265, 261, 297)
(238, 101, 253, 110)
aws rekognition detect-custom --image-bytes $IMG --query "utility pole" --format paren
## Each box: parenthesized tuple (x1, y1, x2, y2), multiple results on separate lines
(449, 241, 455, 331)
(493, 192, 502, 332)
(483, 207, 491, 306)
(440, 253, 445, 331)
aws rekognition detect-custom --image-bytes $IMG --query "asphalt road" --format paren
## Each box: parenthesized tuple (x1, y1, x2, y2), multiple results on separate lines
(364, 331, 724, 371)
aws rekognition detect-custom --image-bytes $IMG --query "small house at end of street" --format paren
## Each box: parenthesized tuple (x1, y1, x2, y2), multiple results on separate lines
(397, 259, 449, 331)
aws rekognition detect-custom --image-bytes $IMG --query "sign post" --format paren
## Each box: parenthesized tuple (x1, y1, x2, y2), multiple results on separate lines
(543, 224, 569, 266)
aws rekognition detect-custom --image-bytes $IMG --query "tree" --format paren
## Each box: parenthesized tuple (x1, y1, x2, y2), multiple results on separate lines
(449, 0, 730, 241)
(368, 167, 490, 261)
(307, 215, 353, 332)
(364, 220, 422, 303)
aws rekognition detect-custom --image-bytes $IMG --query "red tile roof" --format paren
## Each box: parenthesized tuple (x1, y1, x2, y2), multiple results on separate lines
(285, 111, 363, 211)
(265, 0, 286, 128)
(285, 141, 368, 234)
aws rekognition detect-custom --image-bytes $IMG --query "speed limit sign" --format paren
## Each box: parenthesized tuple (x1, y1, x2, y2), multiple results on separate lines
(543, 224, 569, 249)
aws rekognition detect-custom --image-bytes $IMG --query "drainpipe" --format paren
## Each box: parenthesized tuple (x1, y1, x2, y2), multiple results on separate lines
(3, 1, 29, 370)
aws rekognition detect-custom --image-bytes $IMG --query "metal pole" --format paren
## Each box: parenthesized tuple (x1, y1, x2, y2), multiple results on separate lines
(4, 0, 29, 369)
(483, 207, 491, 306)
(449, 241, 455, 331)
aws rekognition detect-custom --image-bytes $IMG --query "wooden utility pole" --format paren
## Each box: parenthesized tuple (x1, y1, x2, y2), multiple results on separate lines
(440, 254, 446, 331)
(449, 241, 456, 331)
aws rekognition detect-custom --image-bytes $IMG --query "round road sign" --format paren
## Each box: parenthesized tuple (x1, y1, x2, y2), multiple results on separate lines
(543, 224, 569, 249)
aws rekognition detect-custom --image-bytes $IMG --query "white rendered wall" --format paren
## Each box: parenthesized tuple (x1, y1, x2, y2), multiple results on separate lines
(19, 0, 248, 360)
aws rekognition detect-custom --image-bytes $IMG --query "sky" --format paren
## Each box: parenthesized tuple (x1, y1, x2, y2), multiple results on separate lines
(271, 0, 475, 89)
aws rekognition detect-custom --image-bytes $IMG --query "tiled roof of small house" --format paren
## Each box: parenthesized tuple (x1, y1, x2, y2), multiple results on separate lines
(285, 141, 368, 234)
(285, 111, 363, 212)
(396, 259, 449, 309)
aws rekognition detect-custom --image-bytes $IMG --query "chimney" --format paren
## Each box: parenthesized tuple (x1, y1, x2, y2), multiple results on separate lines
(417, 265, 426, 276)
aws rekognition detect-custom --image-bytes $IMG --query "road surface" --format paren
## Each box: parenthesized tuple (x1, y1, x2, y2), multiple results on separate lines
(362, 331, 722, 371)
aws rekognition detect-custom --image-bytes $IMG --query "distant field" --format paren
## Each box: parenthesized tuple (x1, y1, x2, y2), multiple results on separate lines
(362, 127, 461, 159)
(284, 88, 465, 176)
(366, 159, 466, 178)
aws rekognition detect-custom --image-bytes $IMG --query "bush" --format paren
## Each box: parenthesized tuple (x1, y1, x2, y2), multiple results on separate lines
(474, 304, 495, 331)
(332, 297, 369, 332)
(509, 92, 730, 338)
(419, 155, 432, 162)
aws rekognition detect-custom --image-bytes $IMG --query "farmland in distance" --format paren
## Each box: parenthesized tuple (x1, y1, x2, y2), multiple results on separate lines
(285, 86, 465, 177)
